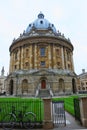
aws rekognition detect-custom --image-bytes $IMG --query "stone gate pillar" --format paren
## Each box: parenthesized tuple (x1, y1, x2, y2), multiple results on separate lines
(79, 97, 87, 127)
(43, 98, 53, 129)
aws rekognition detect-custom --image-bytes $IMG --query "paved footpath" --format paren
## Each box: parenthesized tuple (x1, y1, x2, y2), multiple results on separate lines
(56, 111, 86, 130)
(0, 112, 86, 130)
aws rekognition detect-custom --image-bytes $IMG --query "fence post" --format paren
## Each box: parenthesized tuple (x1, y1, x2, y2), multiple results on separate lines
(43, 98, 53, 129)
(79, 97, 87, 127)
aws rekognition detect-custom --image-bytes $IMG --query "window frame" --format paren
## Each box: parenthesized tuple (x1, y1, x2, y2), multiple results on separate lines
(40, 47, 45, 56)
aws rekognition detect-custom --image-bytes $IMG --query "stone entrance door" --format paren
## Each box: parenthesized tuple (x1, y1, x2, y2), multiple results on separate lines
(41, 80, 46, 89)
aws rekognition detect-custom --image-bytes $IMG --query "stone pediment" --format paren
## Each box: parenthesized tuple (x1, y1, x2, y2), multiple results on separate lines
(31, 69, 55, 76)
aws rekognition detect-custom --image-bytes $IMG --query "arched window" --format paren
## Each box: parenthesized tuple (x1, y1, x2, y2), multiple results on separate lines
(59, 78, 65, 92)
(22, 79, 28, 94)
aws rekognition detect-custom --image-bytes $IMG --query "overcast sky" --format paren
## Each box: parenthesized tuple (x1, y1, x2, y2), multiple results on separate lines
(0, 0, 87, 75)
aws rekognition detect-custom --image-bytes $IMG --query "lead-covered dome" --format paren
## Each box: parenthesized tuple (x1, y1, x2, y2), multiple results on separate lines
(25, 12, 56, 33)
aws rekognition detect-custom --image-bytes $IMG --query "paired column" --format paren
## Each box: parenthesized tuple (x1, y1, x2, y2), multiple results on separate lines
(20, 47, 24, 69)
(71, 52, 74, 71)
(61, 47, 65, 69)
(48, 44, 51, 69)
(30, 45, 33, 69)
(34, 44, 37, 69)
(53, 44, 56, 69)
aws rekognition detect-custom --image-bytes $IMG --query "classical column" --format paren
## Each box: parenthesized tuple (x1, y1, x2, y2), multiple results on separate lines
(64, 48, 68, 69)
(51, 44, 53, 69)
(71, 52, 74, 71)
(48, 44, 51, 69)
(34, 44, 37, 69)
(32, 44, 34, 69)
(21, 47, 24, 69)
(19, 47, 21, 69)
(53, 44, 56, 69)
(12, 53, 15, 72)
(18, 48, 20, 69)
(30, 45, 33, 69)
(61, 47, 65, 69)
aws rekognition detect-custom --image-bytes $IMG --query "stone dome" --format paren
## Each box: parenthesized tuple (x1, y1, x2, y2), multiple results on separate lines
(25, 12, 57, 33)
(7, 12, 76, 97)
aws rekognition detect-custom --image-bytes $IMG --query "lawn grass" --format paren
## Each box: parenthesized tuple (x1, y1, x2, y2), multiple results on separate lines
(0, 94, 87, 122)
(0, 97, 44, 122)
(52, 95, 79, 116)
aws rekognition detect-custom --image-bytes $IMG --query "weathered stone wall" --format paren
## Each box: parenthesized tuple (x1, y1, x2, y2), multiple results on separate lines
(6, 72, 76, 96)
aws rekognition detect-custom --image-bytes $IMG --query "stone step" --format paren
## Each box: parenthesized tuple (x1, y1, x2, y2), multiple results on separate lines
(38, 89, 51, 97)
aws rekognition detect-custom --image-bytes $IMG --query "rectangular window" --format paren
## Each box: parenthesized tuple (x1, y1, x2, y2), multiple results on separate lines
(40, 48, 45, 56)
(40, 61, 45, 67)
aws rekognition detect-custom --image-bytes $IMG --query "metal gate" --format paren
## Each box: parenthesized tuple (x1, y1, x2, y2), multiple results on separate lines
(0, 100, 44, 128)
(74, 98, 81, 121)
(52, 100, 66, 126)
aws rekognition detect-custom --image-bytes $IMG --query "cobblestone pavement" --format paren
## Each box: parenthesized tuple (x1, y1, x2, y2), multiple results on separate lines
(0, 112, 86, 130)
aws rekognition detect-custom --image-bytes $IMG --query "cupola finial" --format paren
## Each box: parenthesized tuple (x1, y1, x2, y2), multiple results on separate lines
(38, 12, 44, 19)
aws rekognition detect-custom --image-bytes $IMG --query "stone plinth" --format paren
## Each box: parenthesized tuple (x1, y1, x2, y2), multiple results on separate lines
(43, 98, 53, 129)
(79, 97, 87, 127)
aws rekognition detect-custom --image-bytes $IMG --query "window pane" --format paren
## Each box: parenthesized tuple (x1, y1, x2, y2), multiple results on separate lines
(40, 48, 45, 56)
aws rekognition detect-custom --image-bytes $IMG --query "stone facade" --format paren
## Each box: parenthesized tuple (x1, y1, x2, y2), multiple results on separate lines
(9, 37, 74, 72)
(77, 69, 87, 93)
(5, 12, 77, 97)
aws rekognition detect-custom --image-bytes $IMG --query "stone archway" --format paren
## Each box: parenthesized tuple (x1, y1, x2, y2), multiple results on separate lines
(22, 79, 28, 95)
(9, 79, 14, 95)
(72, 78, 76, 93)
(59, 78, 65, 93)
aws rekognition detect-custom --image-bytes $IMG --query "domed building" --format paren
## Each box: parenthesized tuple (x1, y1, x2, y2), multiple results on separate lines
(5, 12, 77, 97)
